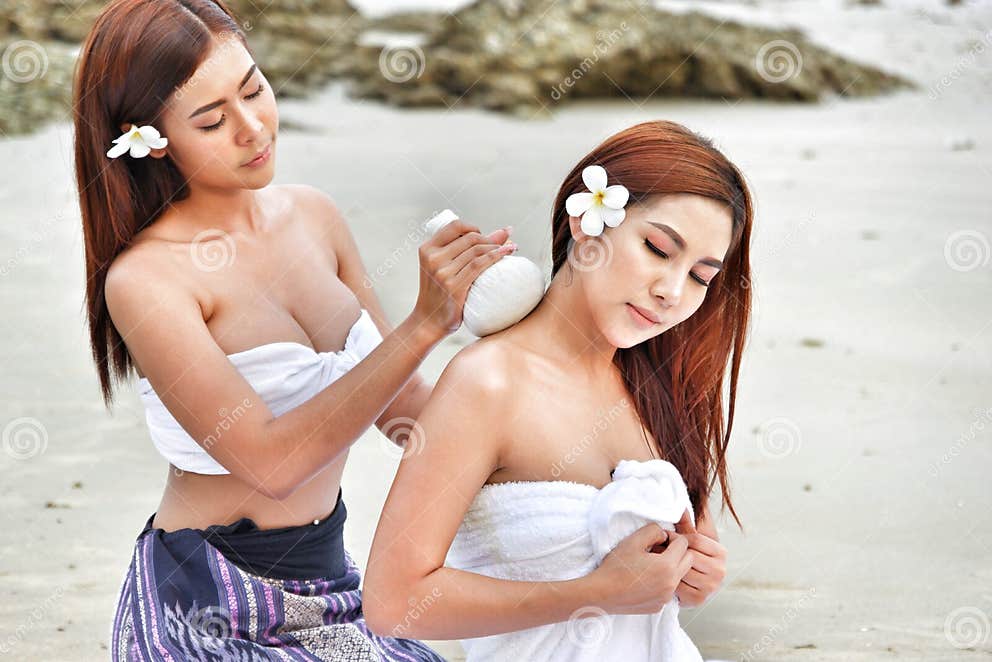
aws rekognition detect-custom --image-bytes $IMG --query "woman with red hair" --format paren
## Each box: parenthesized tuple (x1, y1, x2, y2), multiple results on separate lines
(364, 120, 754, 660)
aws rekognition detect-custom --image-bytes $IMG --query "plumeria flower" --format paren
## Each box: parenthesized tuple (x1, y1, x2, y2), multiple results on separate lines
(565, 165, 630, 237)
(106, 124, 168, 159)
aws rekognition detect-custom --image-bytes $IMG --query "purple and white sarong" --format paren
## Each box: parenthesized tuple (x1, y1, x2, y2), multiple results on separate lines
(110, 488, 445, 661)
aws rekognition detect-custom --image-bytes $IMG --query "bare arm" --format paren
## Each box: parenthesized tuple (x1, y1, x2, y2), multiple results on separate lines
(107, 256, 440, 500)
(362, 344, 691, 640)
(308, 186, 435, 430)
(106, 213, 511, 500)
(362, 344, 607, 639)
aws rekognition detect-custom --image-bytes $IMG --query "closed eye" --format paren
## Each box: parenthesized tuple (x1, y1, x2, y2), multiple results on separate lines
(645, 239, 711, 287)
(199, 84, 265, 132)
(201, 116, 226, 132)
(645, 239, 668, 259)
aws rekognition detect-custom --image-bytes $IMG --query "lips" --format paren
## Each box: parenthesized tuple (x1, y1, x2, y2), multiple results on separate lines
(629, 303, 661, 325)
(243, 143, 271, 166)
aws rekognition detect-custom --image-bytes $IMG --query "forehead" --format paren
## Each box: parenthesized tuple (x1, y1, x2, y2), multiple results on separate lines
(633, 193, 733, 256)
(169, 35, 254, 110)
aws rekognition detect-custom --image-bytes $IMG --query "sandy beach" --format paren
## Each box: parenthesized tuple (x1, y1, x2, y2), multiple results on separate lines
(1, 0, 990, 659)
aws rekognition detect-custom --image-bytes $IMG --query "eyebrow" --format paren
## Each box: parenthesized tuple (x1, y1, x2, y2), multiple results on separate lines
(187, 64, 258, 119)
(647, 222, 724, 268)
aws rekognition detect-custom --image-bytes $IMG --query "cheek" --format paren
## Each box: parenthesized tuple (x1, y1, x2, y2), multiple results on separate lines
(673, 291, 708, 325)
(581, 253, 626, 301)
(604, 241, 653, 290)
(578, 242, 652, 316)
(178, 138, 237, 179)
(260, 95, 279, 125)
(165, 139, 195, 169)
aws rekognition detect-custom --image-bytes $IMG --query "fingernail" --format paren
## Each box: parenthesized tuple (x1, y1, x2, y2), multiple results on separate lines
(505, 225, 514, 235)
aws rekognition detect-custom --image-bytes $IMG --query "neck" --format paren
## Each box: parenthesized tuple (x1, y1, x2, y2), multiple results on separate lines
(171, 182, 264, 236)
(518, 267, 618, 376)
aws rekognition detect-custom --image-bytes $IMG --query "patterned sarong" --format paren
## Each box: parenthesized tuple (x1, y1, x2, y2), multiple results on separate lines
(110, 491, 445, 661)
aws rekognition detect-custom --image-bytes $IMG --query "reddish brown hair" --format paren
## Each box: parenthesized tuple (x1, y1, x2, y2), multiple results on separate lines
(73, 0, 248, 407)
(551, 120, 754, 529)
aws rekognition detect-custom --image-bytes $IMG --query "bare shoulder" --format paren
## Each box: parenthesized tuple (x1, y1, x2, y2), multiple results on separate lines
(104, 244, 198, 335)
(413, 337, 524, 477)
(105, 241, 180, 305)
(279, 183, 344, 228)
(276, 183, 350, 255)
(104, 246, 205, 383)
(431, 336, 526, 425)
(442, 336, 521, 392)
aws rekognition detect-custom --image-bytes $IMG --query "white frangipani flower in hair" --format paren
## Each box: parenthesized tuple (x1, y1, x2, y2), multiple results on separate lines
(565, 165, 630, 237)
(107, 124, 168, 159)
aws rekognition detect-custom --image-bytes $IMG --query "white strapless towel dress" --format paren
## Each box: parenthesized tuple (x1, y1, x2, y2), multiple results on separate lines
(444, 459, 714, 661)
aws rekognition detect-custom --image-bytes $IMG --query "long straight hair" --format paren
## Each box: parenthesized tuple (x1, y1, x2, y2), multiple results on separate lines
(73, 0, 248, 408)
(551, 121, 754, 528)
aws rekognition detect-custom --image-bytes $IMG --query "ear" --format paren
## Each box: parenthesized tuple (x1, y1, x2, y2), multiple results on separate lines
(567, 214, 590, 243)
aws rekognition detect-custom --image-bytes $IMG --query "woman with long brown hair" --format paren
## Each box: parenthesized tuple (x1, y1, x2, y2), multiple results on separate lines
(363, 120, 753, 660)
(73, 0, 519, 659)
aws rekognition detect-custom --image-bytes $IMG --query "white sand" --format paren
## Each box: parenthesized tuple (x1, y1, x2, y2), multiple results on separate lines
(1, 0, 990, 659)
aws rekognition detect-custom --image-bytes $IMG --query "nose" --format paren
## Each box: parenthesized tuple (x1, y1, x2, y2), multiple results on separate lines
(235, 107, 265, 145)
(650, 272, 684, 308)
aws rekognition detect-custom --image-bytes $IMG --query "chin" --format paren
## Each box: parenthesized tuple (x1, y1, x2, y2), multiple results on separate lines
(614, 331, 653, 350)
(238, 168, 275, 189)
(601, 319, 643, 350)
(248, 174, 275, 189)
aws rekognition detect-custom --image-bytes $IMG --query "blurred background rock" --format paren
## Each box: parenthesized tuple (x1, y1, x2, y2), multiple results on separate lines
(0, 0, 912, 135)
